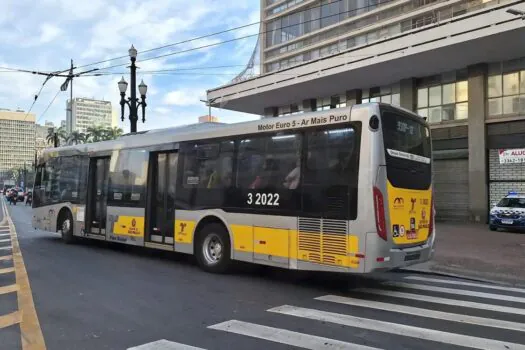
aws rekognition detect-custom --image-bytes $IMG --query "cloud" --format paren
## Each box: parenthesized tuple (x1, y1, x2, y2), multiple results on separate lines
(163, 89, 206, 106)
(39, 23, 62, 43)
(0, 0, 261, 134)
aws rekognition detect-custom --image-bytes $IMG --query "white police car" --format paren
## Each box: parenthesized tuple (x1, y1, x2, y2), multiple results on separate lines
(489, 191, 525, 231)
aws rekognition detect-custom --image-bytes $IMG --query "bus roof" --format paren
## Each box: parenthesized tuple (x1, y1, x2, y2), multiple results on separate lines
(39, 103, 424, 164)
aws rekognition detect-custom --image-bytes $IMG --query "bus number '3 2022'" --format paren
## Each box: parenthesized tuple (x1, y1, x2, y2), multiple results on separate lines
(247, 193, 280, 206)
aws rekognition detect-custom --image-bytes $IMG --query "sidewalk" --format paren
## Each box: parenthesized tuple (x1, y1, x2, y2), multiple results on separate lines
(406, 222, 525, 286)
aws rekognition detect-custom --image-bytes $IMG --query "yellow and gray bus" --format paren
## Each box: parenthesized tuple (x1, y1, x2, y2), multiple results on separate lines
(32, 103, 434, 274)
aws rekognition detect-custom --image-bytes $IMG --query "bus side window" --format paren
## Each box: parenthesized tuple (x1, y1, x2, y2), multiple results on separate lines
(236, 133, 301, 191)
(302, 125, 360, 220)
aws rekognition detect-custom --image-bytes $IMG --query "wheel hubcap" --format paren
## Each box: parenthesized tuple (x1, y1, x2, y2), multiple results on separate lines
(62, 219, 70, 235)
(202, 234, 223, 265)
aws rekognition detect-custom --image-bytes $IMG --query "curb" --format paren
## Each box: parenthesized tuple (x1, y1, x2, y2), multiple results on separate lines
(399, 264, 525, 288)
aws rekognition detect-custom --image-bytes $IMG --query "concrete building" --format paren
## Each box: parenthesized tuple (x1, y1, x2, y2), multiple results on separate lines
(35, 124, 51, 159)
(0, 109, 35, 182)
(66, 98, 112, 134)
(207, 0, 525, 223)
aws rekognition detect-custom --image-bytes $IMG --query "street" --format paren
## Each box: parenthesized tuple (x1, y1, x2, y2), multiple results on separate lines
(1, 202, 525, 350)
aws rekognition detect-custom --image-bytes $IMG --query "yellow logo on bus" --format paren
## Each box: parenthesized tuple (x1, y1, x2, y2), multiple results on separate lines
(387, 181, 431, 244)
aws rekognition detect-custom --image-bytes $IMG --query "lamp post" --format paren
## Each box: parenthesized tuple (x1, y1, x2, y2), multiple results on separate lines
(118, 45, 148, 133)
(200, 97, 219, 119)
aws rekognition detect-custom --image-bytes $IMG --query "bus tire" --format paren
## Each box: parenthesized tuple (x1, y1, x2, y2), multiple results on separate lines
(59, 210, 75, 244)
(195, 223, 231, 274)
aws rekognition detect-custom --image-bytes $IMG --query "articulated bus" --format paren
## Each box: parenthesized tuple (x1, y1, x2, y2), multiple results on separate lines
(32, 103, 435, 274)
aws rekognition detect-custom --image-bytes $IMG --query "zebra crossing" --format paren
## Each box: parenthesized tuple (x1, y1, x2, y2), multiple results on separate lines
(0, 210, 19, 349)
(130, 273, 525, 350)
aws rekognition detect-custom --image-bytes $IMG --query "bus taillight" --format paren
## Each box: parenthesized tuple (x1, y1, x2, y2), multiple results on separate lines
(373, 186, 387, 241)
(428, 196, 434, 238)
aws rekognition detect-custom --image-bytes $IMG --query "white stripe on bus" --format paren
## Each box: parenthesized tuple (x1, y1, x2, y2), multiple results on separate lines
(269, 305, 525, 350)
(208, 320, 381, 350)
(384, 282, 525, 304)
(316, 295, 525, 333)
(127, 339, 206, 350)
(404, 276, 525, 294)
(356, 288, 525, 316)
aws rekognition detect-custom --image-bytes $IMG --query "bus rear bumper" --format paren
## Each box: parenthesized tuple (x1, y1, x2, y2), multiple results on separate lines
(364, 231, 435, 273)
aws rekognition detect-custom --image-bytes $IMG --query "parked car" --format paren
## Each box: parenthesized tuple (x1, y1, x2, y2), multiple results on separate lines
(489, 191, 525, 231)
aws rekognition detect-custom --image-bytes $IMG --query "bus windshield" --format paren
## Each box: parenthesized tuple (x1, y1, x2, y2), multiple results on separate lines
(381, 107, 432, 190)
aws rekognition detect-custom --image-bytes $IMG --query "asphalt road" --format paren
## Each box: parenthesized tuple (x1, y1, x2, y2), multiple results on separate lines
(1, 202, 525, 350)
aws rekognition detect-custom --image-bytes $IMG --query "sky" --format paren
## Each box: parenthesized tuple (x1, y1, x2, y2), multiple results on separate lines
(0, 0, 261, 133)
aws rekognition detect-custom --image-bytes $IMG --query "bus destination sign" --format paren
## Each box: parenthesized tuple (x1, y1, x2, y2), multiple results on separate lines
(257, 113, 349, 132)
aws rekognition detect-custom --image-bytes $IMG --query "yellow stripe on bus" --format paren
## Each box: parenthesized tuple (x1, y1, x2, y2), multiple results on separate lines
(230, 224, 359, 269)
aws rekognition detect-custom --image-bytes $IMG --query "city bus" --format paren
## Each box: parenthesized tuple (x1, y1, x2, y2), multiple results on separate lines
(31, 103, 435, 274)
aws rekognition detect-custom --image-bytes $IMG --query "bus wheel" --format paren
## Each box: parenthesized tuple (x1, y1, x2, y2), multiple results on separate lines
(59, 210, 75, 244)
(195, 223, 231, 273)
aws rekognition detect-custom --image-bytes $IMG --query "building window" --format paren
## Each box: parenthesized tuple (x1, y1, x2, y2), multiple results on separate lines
(417, 80, 468, 122)
(488, 70, 525, 117)
(362, 83, 400, 106)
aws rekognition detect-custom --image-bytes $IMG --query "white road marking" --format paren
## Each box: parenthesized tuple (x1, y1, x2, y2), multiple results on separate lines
(0, 238, 11, 243)
(384, 281, 525, 304)
(317, 295, 525, 332)
(404, 276, 525, 294)
(0, 233, 11, 237)
(0, 267, 15, 275)
(208, 320, 382, 350)
(0, 246, 12, 251)
(127, 339, 206, 350)
(356, 288, 525, 316)
(269, 305, 525, 350)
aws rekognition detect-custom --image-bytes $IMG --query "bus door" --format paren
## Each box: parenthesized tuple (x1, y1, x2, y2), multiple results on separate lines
(147, 151, 178, 245)
(86, 157, 110, 235)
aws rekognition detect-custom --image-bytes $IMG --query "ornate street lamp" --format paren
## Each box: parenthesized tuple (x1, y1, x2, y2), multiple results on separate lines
(118, 45, 148, 133)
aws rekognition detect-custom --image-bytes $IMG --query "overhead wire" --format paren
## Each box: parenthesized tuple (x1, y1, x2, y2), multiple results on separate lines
(74, 0, 399, 74)
(37, 89, 62, 123)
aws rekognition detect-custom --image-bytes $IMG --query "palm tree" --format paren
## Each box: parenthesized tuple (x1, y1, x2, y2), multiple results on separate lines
(45, 127, 67, 146)
(86, 125, 105, 143)
(106, 127, 123, 140)
(56, 126, 68, 144)
(67, 131, 87, 145)
(46, 128, 56, 145)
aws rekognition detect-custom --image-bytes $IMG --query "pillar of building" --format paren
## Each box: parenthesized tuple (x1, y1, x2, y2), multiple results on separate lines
(346, 89, 362, 106)
(302, 99, 317, 112)
(263, 106, 278, 118)
(467, 63, 488, 223)
(400, 78, 416, 111)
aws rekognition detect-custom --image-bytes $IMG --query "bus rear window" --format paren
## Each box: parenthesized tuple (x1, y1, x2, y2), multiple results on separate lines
(381, 108, 431, 190)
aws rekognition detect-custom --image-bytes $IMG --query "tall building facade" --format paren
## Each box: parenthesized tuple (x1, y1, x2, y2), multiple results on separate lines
(207, 0, 525, 223)
(0, 109, 35, 182)
(66, 98, 112, 134)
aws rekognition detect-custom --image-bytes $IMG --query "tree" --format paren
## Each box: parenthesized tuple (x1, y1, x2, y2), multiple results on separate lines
(86, 126, 123, 143)
(106, 127, 124, 140)
(67, 131, 87, 145)
(86, 125, 106, 143)
(46, 126, 67, 146)
(46, 128, 56, 145)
